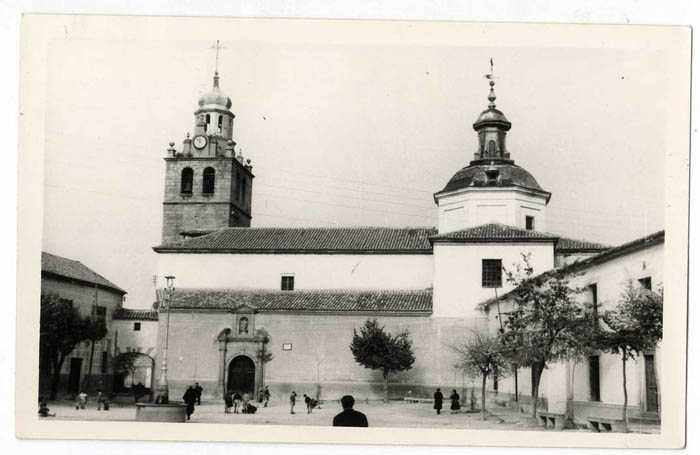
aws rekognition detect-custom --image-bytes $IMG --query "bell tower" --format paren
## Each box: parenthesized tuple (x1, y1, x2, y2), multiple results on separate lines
(161, 68, 254, 244)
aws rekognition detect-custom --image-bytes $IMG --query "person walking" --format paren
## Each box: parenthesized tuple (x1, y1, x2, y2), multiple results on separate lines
(258, 388, 264, 406)
(233, 391, 242, 414)
(263, 386, 271, 408)
(183, 386, 197, 420)
(194, 382, 203, 406)
(96, 389, 104, 410)
(242, 391, 250, 413)
(433, 388, 444, 415)
(449, 389, 461, 414)
(224, 389, 233, 414)
(332, 395, 368, 427)
(289, 391, 297, 414)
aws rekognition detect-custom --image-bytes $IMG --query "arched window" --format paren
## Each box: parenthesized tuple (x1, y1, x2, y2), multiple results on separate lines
(202, 167, 215, 195)
(488, 140, 496, 157)
(217, 115, 223, 133)
(180, 167, 193, 194)
(238, 317, 249, 335)
(205, 114, 211, 133)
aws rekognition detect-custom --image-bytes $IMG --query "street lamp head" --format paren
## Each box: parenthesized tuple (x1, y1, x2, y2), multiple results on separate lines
(165, 275, 176, 291)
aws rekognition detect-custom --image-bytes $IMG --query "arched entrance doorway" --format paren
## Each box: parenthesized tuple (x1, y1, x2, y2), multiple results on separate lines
(227, 355, 255, 395)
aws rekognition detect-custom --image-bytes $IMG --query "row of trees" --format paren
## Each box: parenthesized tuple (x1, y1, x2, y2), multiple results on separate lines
(40, 293, 107, 399)
(453, 255, 663, 431)
(348, 255, 663, 433)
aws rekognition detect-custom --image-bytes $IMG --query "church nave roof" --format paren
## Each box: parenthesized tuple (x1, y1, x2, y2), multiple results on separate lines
(166, 288, 433, 314)
(154, 224, 609, 255)
(154, 226, 437, 254)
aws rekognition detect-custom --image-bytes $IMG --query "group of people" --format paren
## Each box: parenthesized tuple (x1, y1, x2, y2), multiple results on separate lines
(223, 386, 271, 414)
(288, 391, 321, 414)
(432, 388, 462, 415)
(182, 382, 204, 420)
(73, 389, 110, 411)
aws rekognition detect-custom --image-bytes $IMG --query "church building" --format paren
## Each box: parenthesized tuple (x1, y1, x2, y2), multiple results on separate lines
(147, 70, 629, 413)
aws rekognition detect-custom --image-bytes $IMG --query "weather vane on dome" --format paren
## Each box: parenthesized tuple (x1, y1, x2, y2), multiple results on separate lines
(484, 58, 497, 109)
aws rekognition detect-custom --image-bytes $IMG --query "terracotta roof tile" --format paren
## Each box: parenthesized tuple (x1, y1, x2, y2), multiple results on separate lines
(154, 227, 437, 253)
(113, 308, 158, 321)
(41, 252, 126, 294)
(554, 236, 610, 252)
(168, 288, 433, 314)
(429, 223, 559, 243)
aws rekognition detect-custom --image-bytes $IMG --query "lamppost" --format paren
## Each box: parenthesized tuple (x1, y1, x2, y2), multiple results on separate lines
(156, 275, 175, 404)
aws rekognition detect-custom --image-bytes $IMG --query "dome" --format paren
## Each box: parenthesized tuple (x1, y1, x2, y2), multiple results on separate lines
(473, 107, 511, 130)
(197, 72, 232, 110)
(198, 88, 232, 109)
(437, 163, 550, 200)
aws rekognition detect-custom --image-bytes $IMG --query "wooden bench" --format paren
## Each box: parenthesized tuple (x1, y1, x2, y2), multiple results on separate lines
(588, 417, 625, 432)
(537, 412, 565, 430)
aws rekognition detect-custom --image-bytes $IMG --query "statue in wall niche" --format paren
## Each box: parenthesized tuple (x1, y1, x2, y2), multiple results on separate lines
(239, 317, 249, 335)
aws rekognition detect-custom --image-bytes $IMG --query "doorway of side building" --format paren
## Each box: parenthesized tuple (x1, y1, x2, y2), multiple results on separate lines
(227, 355, 256, 396)
(113, 352, 155, 394)
(68, 358, 82, 394)
(644, 354, 659, 413)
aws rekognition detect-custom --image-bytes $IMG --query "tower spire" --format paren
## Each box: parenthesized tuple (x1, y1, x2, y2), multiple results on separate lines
(484, 58, 496, 109)
(210, 40, 225, 88)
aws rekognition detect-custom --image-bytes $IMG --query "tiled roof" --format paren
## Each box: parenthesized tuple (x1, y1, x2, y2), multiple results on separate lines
(555, 236, 610, 253)
(480, 230, 664, 309)
(563, 230, 663, 269)
(113, 308, 159, 321)
(41, 252, 126, 294)
(156, 224, 608, 254)
(154, 227, 437, 254)
(429, 223, 559, 243)
(437, 163, 550, 199)
(167, 288, 433, 314)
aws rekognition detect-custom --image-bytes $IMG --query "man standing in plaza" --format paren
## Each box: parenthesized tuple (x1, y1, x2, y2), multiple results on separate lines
(263, 386, 271, 407)
(332, 395, 368, 427)
(289, 391, 297, 414)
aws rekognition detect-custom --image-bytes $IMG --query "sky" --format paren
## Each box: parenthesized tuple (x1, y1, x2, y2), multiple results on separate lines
(41, 36, 667, 309)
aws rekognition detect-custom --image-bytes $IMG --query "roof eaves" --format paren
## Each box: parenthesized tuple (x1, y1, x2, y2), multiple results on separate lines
(41, 270, 127, 295)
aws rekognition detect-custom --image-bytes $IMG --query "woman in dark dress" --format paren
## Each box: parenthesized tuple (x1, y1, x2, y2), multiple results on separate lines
(183, 386, 197, 420)
(449, 389, 461, 413)
(433, 388, 444, 415)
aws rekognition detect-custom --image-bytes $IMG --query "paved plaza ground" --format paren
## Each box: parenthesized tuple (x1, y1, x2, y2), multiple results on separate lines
(41, 399, 659, 433)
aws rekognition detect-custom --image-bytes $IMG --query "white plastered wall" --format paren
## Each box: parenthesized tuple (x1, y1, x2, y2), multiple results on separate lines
(436, 187, 548, 234)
